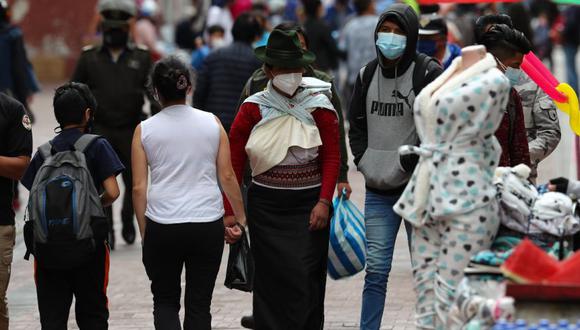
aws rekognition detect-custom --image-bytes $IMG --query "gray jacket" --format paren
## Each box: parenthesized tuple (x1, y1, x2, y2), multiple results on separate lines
(514, 76, 561, 182)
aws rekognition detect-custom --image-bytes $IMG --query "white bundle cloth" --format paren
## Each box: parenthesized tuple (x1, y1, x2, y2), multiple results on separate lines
(494, 165, 580, 236)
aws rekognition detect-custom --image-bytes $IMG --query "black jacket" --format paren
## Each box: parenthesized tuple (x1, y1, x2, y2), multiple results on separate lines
(193, 41, 262, 132)
(72, 44, 156, 129)
(303, 18, 345, 72)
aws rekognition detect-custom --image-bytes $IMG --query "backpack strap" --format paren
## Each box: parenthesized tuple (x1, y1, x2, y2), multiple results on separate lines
(360, 58, 379, 105)
(412, 53, 437, 95)
(38, 142, 53, 159)
(73, 134, 100, 153)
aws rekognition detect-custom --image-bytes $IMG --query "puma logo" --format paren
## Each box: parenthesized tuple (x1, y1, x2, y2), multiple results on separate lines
(392, 89, 413, 110)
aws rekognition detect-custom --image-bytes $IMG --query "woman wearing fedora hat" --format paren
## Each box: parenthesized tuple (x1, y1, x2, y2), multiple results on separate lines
(224, 29, 340, 329)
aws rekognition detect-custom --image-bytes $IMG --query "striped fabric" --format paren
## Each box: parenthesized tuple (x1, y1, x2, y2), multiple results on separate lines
(328, 193, 366, 280)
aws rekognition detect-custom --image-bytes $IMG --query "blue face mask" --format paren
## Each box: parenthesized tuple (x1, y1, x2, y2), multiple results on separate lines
(504, 67, 524, 87)
(376, 32, 407, 60)
(417, 40, 437, 57)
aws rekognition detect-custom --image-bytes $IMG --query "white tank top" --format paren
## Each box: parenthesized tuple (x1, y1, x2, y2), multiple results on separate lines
(141, 105, 224, 224)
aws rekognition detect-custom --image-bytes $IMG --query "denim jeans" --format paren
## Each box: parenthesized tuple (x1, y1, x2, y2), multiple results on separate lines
(564, 44, 579, 93)
(360, 191, 412, 330)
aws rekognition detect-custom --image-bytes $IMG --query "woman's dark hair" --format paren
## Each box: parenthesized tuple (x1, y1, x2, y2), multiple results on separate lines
(474, 14, 513, 43)
(354, 0, 372, 15)
(302, 0, 322, 18)
(207, 25, 225, 36)
(232, 12, 262, 44)
(53, 82, 97, 127)
(150, 56, 192, 102)
(273, 22, 309, 48)
(480, 24, 532, 61)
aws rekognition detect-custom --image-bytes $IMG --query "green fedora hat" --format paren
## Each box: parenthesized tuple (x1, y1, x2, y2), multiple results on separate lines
(254, 29, 316, 68)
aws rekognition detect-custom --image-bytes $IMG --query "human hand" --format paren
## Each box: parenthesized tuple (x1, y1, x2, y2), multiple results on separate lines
(309, 200, 330, 231)
(336, 182, 352, 199)
(225, 224, 243, 244)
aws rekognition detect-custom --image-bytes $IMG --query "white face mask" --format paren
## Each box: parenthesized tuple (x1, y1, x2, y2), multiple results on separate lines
(272, 72, 303, 96)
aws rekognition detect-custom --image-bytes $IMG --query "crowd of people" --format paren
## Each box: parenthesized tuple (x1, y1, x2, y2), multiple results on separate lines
(0, 0, 580, 329)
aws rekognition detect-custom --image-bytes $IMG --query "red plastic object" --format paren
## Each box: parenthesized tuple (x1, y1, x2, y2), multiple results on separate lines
(501, 239, 560, 283)
(506, 283, 580, 301)
(546, 252, 580, 285)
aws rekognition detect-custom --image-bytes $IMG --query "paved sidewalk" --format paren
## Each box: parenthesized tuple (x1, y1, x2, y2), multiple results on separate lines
(7, 88, 416, 329)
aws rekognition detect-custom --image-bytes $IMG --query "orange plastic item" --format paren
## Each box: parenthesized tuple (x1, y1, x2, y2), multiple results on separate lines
(501, 239, 560, 283)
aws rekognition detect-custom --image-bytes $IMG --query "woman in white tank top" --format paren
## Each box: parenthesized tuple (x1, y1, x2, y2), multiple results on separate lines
(131, 56, 246, 330)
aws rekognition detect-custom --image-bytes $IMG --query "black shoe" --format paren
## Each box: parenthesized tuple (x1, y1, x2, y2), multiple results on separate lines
(122, 222, 136, 245)
(241, 315, 255, 329)
(109, 230, 116, 250)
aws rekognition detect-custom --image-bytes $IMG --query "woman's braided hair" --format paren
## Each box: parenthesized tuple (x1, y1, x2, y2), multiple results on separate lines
(480, 23, 532, 60)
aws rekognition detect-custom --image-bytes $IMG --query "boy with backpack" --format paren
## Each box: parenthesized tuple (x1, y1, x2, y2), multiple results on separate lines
(21, 82, 124, 329)
(347, 4, 442, 329)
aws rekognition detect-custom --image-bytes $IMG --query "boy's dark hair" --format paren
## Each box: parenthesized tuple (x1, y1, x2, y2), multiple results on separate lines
(207, 25, 225, 36)
(232, 12, 262, 44)
(53, 82, 97, 127)
(474, 14, 513, 43)
(480, 24, 532, 61)
(150, 56, 192, 102)
(302, 0, 322, 18)
(273, 22, 310, 48)
(354, 0, 372, 15)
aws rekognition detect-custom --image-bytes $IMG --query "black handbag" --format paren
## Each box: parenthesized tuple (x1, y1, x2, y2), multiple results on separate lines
(224, 226, 254, 292)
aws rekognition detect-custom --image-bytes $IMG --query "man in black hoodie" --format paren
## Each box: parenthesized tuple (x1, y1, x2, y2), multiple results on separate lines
(348, 4, 442, 329)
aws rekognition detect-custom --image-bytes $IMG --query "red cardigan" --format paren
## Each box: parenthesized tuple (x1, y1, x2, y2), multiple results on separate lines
(224, 102, 340, 216)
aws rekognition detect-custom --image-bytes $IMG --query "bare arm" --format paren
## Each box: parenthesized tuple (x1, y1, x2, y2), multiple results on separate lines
(216, 118, 246, 227)
(0, 156, 30, 180)
(101, 175, 120, 207)
(131, 125, 149, 240)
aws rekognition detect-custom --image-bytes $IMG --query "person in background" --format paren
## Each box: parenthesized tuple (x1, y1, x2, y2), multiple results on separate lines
(0, 0, 40, 121)
(561, 6, 580, 93)
(21, 83, 123, 330)
(133, 56, 245, 330)
(302, 0, 345, 73)
(251, 3, 272, 48)
(479, 23, 532, 169)
(134, 0, 164, 62)
(206, 0, 234, 45)
(476, 15, 558, 180)
(72, 0, 157, 249)
(417, 14, 461, 70)
(190, 25, 226, 72)
(325, 0, 354, 33)
(348, 4, 443, 329)
(0, 0, 39, 213)
(0, 93, 32, 330)
(340, 0, 379, 102)
(174, 0, 210, 51)
(227, 29, 339, 329)
(193, 13, 263, 132)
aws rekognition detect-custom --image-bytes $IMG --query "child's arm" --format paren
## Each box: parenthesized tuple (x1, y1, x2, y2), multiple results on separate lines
(100, 176, 120, 207)
(131, 125, 149, 241)
(0, 155, 30, 180)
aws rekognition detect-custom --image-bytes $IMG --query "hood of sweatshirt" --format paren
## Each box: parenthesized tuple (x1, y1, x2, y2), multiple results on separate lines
(374, 4, 419, 78)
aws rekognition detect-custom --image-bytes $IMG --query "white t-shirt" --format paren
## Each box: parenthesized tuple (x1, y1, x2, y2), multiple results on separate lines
(141, 105, 224, 224)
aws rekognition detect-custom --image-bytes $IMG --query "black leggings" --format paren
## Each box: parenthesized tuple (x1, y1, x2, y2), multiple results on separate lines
(142, 218, 225, 330)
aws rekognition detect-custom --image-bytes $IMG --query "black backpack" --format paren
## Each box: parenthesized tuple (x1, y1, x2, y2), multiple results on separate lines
(24, 135, 108, 269)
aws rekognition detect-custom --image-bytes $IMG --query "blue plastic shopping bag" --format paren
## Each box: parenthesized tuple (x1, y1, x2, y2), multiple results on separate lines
(328, 191, 366, 280)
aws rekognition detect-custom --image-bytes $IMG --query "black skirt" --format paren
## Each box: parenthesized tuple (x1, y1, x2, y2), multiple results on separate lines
(247, 184, 330, 330)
